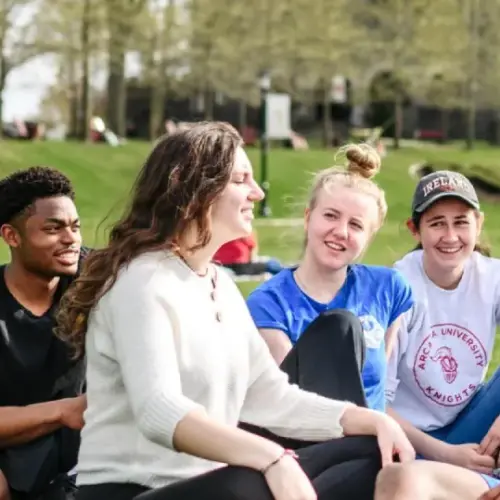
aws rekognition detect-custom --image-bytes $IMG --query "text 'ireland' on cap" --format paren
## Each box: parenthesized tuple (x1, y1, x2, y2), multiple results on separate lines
(412, 170, 480, 215)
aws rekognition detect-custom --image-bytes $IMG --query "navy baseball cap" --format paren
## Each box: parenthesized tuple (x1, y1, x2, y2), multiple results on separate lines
(412, 170, 480, 216)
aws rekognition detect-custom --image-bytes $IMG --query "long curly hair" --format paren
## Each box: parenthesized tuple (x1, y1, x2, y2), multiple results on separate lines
(56, 121, 243, 357)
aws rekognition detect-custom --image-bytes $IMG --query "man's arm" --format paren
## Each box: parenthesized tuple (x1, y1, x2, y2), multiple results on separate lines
(0, 396, 85, 448)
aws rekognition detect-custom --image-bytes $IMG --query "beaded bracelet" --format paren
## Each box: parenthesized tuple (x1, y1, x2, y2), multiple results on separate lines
(260, 449, 299, 475)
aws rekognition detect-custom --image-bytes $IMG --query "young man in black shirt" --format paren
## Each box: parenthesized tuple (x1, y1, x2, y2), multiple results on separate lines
(0, 167, 87, 500)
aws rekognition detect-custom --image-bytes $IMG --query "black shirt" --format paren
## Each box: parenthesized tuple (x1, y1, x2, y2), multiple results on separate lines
(0, 252, 88, 494)
(0, 266, 84, 407)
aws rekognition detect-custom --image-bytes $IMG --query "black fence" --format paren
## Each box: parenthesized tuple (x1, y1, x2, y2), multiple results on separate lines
(125, 87, 500, 144)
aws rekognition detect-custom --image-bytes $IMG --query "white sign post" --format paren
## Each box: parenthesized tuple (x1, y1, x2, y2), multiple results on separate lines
(265, 93, 291, 139)
(331, 75, 347, 103)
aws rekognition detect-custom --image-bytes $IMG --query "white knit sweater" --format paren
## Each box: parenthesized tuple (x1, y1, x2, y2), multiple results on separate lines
(76, 251, 352, 488)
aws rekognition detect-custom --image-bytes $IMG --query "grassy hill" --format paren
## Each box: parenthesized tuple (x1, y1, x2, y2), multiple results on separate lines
(2, 139, 500, 264)
(2, 139, 500, 373)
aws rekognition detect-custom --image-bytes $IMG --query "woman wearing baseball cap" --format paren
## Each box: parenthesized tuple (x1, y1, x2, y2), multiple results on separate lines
(385, 170, 500, 491)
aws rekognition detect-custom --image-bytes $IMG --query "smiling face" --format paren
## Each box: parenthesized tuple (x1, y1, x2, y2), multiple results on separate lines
(210, 146, 264, 246)
(303, 185, 379, 271)
(410, 197, 483, 274)
(1, 196, 82, 278)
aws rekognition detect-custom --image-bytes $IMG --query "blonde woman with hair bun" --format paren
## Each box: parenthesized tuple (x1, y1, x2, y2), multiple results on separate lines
(246, 142, 413, 417)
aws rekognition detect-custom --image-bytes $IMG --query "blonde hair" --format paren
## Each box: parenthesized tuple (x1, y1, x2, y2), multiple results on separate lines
(308, 143, 387, 231)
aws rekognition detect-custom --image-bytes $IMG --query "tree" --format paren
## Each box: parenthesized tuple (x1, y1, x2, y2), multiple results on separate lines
(353, 0, 457, 148)
(137, 0, 183, 139)
(0, 0, 37, 137)
(29, 0, 104, 138)
(179, 0, 238, 120)
(198, 0, 290, 125)
(104, 0, 147, 136)
(290, 0, 361, 146)
(79, 0, 92, 140)
(411, 0, 490, 149)
(466, 0, 500, 146)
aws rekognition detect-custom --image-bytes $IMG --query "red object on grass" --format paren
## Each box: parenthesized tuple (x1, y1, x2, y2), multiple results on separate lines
(214, 235, 256, 265)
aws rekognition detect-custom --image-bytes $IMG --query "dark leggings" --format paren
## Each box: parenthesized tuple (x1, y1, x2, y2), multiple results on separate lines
(281, 308, 367, 405)
(77, 437, 381, 500)
(240, 308, 367, 448)
(76, 310, 377, 500)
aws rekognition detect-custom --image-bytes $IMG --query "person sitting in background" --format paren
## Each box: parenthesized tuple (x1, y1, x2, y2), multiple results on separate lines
(246, 144, 413, 415)
(213, 232, 283, 277)
(56, 122, 414, 500)
(0, 167, 87, 500)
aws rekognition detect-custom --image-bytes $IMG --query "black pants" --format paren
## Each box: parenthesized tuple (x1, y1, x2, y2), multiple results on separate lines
(240, 308, 367, 448)
(279, 308, 366, 405)
(76, 310, 377, 500)
(77, 437, 381, 500)
(0, 428, 80, 500)
(9, 475, 77, 500)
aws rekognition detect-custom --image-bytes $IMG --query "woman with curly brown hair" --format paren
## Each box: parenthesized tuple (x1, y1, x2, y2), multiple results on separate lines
(56, 121, 413, 500)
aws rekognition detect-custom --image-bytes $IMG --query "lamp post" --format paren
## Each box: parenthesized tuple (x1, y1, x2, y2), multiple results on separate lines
(258, 71, 272, 217)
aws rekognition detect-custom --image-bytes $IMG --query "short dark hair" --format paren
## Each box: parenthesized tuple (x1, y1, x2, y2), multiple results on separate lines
(0, 166, 75, 227)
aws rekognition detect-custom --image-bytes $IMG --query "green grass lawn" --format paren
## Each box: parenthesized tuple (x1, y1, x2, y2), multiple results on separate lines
(2, 139, 500, 373)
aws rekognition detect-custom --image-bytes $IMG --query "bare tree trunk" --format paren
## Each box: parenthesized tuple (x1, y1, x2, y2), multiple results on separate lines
(494, 111, 500, 146)
(204, 88, 213, 120)
(149, 84, 167, 139)
(148, 0, 175, 140)
(78, 0, 91, 141)
(393, 96, 403, 150)
(0, 12, 5, 139)
(465, 92, 476, 150)
(238, 99, 247, 132)
(69, 86, 79, 138)
(106, 31, 126, 137)
(440, 108, 449, 142)
(0, 54, 5, 139)
(67, 55, 79, 138)
(322, 83, 331, 148)
(465, 0, 478, 150)
(105, 0, 146, 137)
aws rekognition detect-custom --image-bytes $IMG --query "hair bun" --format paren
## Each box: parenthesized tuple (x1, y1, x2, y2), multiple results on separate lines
(345, 143, 381, 179)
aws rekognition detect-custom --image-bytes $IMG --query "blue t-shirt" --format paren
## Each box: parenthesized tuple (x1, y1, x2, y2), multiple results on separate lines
(246, 265, 414, 411)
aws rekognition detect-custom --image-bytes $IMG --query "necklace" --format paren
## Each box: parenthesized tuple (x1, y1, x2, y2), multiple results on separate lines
(178, 253, 222, 322)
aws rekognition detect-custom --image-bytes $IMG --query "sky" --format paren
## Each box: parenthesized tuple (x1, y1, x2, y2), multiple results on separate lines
(3, 56, 55, 121)
(2, 0, 186, 122)
(2, 2, 47, 121)
(2, 52, 145, 122)
(2, 0, 148, 123)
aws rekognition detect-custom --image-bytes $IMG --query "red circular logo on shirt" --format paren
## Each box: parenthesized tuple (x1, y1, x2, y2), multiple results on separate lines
(412, 323, 487, 407)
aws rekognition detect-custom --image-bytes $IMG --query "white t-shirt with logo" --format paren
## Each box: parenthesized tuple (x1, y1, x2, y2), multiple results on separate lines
(386, 250, 500, 431)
